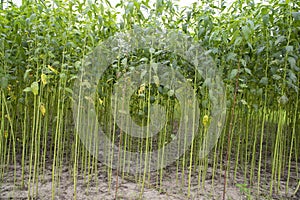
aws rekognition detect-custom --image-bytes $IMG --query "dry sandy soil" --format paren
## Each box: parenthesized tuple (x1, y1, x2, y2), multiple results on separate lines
(0, 158, 299, 200)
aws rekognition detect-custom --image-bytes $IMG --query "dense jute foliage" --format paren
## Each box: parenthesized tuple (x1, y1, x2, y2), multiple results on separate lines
(0, 0, 299, 199)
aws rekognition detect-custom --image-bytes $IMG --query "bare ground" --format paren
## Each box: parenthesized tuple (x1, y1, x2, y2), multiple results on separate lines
(0, 158, 299, 200)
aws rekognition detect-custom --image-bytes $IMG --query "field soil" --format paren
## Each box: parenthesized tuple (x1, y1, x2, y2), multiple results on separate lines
(1, 157, 299, 200)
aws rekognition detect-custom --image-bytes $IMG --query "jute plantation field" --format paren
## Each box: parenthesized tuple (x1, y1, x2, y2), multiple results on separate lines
(0, 0, 299, 199)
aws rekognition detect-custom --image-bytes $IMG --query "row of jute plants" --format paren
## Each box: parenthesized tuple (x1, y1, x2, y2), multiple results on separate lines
(0, 0, 299, 199)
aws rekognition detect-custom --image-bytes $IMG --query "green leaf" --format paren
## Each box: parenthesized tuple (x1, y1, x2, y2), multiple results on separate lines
(248, 20, 254, 30)
(234, 36, 242, 46)
(229, 69, 238, 79)
(257, 88, 263, 96)
(149, 47, 155, 54)
(275, 36, 285, 45)
(151, 63, 158, 73)
(23, 87, 32, 92)
(244, 68, 252, 75)
(153, 75, 160, 86)
(278, 95, 288, 105)
(288, 70, 297, 83)
(288, 57, 297, 70)
(240, 99, 248, 105)
(247, 42, 253, 51)
(24, 69, 32, 81)
(240, 59, 246, 67)
(0, 76, 8, 89)
(139, 57, 148, 63)
(226, 52, 237, 61)
(285, 46, 293, 52)
(292, 12, 300, 21)
(257, 46, 265, 54)
(259, 77, 268, 85)
(240, 83, 248, 88)
(242, 26, 250, 40)
(203, 78, 212, 87)
(229, 30, 240, 45)
(140, 69, 147, 79)
(167, 89, 174, 97)
(31, 82, 39, 96)
(64, 87, 73, 94)
(272, 74, 281, 80)
(262, 14, 269, 25)
(126, 1, 134, 14)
